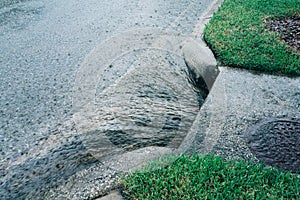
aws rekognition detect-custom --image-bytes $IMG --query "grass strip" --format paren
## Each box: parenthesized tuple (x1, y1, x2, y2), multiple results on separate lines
(121, 154, 299, 200)
(204, 0, 300, 76)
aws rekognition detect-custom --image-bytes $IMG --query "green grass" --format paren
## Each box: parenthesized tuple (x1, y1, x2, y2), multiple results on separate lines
(121, 154, 299, 200)
(204, 0, 300, 76)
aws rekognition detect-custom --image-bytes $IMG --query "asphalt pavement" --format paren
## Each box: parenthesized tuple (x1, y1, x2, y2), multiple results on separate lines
(0, 0, 213, 199)
(0, 0, 212, 167)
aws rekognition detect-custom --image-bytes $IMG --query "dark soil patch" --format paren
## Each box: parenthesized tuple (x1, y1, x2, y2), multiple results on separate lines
(269, 16, 300, 52)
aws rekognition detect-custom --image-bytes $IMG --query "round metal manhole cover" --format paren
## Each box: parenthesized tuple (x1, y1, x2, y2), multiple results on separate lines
(246, 118, 300, 173)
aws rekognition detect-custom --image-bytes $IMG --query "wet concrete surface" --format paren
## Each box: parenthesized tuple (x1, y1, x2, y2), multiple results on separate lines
(186, 67, 300, 171)
(0, 0, 212, 198)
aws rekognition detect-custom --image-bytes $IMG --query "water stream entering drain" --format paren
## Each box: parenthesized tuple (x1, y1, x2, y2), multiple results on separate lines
(78, 48, 203, 161)
(0, 29, 210, 199)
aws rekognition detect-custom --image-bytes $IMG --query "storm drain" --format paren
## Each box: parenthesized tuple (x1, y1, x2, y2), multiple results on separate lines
(246, 118, 300, 173)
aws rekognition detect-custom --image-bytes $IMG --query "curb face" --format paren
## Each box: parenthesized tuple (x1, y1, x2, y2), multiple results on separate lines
(182, 38, 219, 91)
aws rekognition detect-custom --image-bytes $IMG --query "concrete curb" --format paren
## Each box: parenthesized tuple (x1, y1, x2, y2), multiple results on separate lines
(192, 0, 224, 38)
(178, 0, 223, 155)
(182, 38, 219, 91)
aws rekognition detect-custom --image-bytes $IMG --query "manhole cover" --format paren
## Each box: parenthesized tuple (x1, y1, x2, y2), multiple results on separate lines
(246, 118, 300, 173)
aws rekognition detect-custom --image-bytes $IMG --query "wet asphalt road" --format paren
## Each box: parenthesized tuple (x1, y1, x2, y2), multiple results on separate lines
(0, 0, 211, 166)
(0, 0, 211, 198)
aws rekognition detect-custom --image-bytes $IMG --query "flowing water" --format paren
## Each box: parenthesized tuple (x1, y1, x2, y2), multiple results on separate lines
(0, 0, 212, 198)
